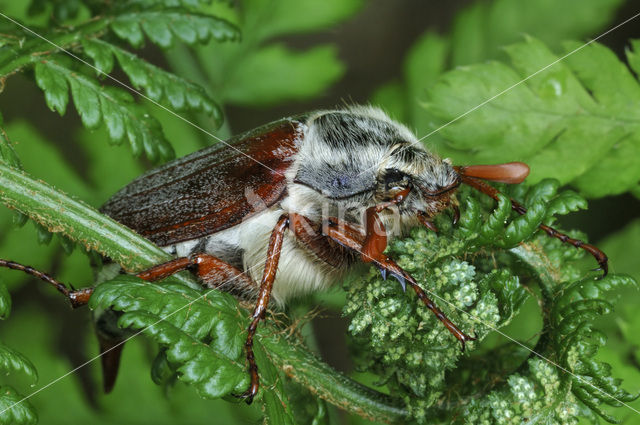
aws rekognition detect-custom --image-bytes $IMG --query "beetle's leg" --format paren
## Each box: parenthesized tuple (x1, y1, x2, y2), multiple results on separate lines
(361, 187, 412, 263)
(417, 211, 438, 233)
(136, 254, 256, 292)
(238, 214, 289, 405)
(451, 204, 460, 226)
(98, 254, 255, 394)
(460, 175, 608, 276)
(0, 259, 92, 308)
(324, 219, 476, 351)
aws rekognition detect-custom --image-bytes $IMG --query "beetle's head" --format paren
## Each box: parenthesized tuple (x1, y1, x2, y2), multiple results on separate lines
(292, 106, 459, 222)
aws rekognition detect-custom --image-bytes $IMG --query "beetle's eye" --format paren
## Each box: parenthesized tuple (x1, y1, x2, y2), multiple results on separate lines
(383, 168, 409, 191)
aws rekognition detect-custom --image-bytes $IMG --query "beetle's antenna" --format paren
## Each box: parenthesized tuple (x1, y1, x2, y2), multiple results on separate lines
(0, 259, 90, 307)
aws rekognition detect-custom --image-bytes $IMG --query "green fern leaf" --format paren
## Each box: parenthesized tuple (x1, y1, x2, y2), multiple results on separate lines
(373, 0, 624, 139)
(121, 0, 215, 9)
(110, 10, 239, 49)
(34, 59, 174, 161)
(81, 39, 222, 122)
(89, 276, 249, 399)
(0, 386, 37, 425)
(425, 37, 640, 198)
(346, 180, 636, 423)
(0, 284, 38, 425)
(0, 283, 10, 320)
(0, 345, 37, 383)
(0, 121, 21, 170)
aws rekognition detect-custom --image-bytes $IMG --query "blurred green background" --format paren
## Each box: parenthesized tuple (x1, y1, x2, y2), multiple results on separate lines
(0, 0, 640, 423)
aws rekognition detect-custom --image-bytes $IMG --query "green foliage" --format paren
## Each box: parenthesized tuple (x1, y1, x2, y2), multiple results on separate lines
(0, 281, 38, 425)
(82, 39, 221, 119)
(424, 38, 640, 198)
(109, 10, 238, 49)
(166, 0, 363, 108)
(88, 275, 297, 423)
(373, 0, 628, 200)
(89, 276, 249, 398)
(0, 1, 238, 161)
(0, 116, 21, 170)
(344, 181, 636, 424)
(35, 58, 174, 162)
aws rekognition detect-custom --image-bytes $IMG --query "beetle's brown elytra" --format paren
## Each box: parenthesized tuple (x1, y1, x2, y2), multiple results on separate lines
(0, 106, 608, 404)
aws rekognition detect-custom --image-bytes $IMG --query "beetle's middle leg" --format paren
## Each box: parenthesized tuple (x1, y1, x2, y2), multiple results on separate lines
(237, 214, 290, 405)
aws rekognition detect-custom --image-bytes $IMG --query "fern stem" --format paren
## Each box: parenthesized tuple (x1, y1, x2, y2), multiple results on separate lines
(0, 164, 197, 288)
(509, 243, 557, 356)
(261, 334, 409, 424)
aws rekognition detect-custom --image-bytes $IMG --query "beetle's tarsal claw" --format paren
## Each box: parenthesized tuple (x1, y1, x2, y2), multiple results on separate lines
(377, 266, 387, 281)
(452, 204, 460, 226)
(391, 272, 406, 292)
(592, 265, 608, 280)
(458, 332, 476, 352)
(233, 391, 255, 405)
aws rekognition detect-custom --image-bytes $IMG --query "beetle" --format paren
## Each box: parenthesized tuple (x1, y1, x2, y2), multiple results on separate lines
(0, 105, 607, 404)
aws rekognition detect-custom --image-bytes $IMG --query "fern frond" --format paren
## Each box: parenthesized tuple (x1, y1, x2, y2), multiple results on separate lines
(344, 180, 637, 423)
(35, 58, 174, 162)
(110, 9, 238, 49)
(81, 39, 221, 120)
(0, 280, 38, 425)
(425, 38, 640, 198)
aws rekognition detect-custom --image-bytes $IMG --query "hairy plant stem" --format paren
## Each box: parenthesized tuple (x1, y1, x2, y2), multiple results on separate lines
(261, 335, 408, 423)
(0, 164, 198, 288)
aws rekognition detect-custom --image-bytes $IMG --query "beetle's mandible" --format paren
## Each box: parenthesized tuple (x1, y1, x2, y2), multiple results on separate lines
(0, 105, 608, 404)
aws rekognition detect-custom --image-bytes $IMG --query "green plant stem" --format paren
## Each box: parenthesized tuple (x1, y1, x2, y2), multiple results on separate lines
(261, 335, 409, 424)
(0, 164, 197, 287)
(509, 243, 558, 359)
(0, 164, 409, 421)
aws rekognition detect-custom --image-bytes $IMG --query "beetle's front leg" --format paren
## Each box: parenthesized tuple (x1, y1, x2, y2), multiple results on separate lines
(361, 187, 411, 263)
(324, 219, 476, 351)
(459, 174, 608, 276)
(238, 214, 289, 404)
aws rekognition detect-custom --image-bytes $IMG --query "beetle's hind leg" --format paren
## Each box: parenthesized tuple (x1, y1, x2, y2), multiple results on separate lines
(0, 259, 93, 307)
(460, 175, 608, 276)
